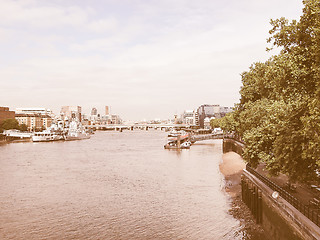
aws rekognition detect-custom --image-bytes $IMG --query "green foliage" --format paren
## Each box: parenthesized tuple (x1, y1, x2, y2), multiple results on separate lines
(0, 119, 20, 131)
(0, 120, 29, 133)
(224, 0, 320, 181)
(210, 112, 239, 133)
(19, 124, 28, 132)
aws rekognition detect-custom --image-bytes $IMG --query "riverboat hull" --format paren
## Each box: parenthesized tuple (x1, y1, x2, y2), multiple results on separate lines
(3, 130, 32, 142)
(64, 133, 90, 141)
(32, 134, 64, 142)
(164, 144, 190, 149)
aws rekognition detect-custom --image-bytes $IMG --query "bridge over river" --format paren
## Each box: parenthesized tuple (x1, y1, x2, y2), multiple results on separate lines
(190, 133, 224, 142)
(84, 124, 196, 131)
(85, 124, 226, 146)
(85, 124, 226, 141)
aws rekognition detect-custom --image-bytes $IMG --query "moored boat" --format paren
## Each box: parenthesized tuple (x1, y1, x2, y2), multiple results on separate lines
(32, 131, 64, 142)
(164, 140, 191, 149)
(32, 122, 66, 142)
(64, 121, 90, 141)
(167, 129, 187, 137)
(3, 130, 32, 142)
(164, 133, 192, 149)
(64, 131, 90, 141)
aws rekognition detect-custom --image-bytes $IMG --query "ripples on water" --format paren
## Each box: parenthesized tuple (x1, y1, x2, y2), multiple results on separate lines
(0, 130, 246, 239)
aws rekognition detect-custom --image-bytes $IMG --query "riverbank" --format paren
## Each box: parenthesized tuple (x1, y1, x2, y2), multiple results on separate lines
(220, 152, 266, 239)
(0, 134, 6, 144)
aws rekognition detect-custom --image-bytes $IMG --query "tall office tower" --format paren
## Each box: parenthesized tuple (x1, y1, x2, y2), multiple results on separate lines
(105, 106, 110, 115)
(60, 106, 82, 121)
(91, 107, 98, 116)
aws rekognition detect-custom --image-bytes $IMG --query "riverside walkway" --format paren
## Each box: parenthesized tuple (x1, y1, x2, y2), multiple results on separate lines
(190, 133, 224, 142)
(225, 137, 320, 231)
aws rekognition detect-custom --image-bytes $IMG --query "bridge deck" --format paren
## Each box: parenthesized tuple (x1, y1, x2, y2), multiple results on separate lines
(191, 133, 224, 142)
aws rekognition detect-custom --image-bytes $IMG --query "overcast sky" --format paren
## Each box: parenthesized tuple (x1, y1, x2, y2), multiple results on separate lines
(0, 0, 304, 121)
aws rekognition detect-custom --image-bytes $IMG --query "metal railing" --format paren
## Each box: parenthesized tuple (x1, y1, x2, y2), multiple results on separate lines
(223, 133, 245, 145)
(246, 165, 320, 227)
(190, 133, 224, 142)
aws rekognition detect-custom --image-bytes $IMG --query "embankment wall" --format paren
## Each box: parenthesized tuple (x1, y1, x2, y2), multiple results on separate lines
(223, 138, 320, 240)
(222, 138, 244, 155)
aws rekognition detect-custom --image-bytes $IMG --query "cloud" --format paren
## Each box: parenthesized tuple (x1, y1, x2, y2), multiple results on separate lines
(0, 0, 304, 120)
(0, 0, 88, 28)
(86, 17, 118, 33)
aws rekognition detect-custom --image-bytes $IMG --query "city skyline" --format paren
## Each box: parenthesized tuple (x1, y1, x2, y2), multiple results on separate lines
(0, 0, 303, 120)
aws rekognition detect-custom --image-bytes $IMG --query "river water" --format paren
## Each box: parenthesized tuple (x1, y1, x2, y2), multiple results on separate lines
(0, 130, 247, 239)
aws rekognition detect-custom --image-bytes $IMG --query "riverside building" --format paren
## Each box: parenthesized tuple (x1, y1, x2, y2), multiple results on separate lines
(197, 104, 232, 128)
(182, 110, 197, 125)
(15, 107, 53, 116)
(0, 107, 15, 124)
(14, 107, 54, 131)
(15, 113, 52, 131)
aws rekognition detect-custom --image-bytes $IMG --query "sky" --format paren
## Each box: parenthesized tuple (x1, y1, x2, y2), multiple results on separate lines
(0, 0, 304, 121)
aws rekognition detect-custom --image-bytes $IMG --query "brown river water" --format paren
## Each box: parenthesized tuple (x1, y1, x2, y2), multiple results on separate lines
(0, 130, 248, 239)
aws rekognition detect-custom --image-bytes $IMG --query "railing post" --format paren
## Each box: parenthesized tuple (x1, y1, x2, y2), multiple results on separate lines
(253, 187, 256, 218)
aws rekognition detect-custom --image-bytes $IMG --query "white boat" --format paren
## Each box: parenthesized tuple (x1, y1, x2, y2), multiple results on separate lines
(168, 129, 179, 137)
(3, 130, 32, 141)
(32, 131, 64, 142)
(64, 131, 90, 141)
(181, 141, 192, 148)
(64, 121, 90, 141)
(32, 122, 66, 142)
(164, 134, 191, 149)
(168, 129, 186, 137)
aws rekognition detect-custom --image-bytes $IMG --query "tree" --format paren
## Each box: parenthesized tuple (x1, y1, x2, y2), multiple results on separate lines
(210, 111, 239, 133)
(0, 119, 20, 132)
(19, 124, 28, 132)
(222, 0, 320, 181)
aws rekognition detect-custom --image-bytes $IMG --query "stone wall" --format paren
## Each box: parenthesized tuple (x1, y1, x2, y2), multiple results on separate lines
(243, 170, 320, 240)
(223, 138, 320, 240)
(222, 138, 244, 155)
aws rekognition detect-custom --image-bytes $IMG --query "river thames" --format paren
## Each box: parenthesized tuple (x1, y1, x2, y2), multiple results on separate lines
(0, 130, 248, 239)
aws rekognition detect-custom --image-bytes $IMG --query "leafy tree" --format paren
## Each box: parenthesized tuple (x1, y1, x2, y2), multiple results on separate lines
(19, 124, 28, 132)
(223, 0, 320, 181)
(210, 118, 220, 129)
(0, 119, 20, 131)
(210, 111, 239, 133)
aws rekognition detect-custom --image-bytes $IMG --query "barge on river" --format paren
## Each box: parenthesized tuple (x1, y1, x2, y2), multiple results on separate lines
(164, 132, 192, 149)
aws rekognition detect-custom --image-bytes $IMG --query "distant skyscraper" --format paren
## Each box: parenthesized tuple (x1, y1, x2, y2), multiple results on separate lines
(105, 106, 110, 115)
(91, 107, 97, 116)
(60, 106, 82, 121)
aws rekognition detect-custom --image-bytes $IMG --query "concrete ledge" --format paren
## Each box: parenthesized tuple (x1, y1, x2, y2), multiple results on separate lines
(243, 169, 320, 240)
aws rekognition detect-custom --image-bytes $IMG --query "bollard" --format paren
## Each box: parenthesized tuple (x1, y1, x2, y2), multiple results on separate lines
(249, 188, 253, 214)
(241, 179, 244, 201)
(253, 190, 256, 218)
(258, 191, 262, 224)
(241, 179, 263, 224)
